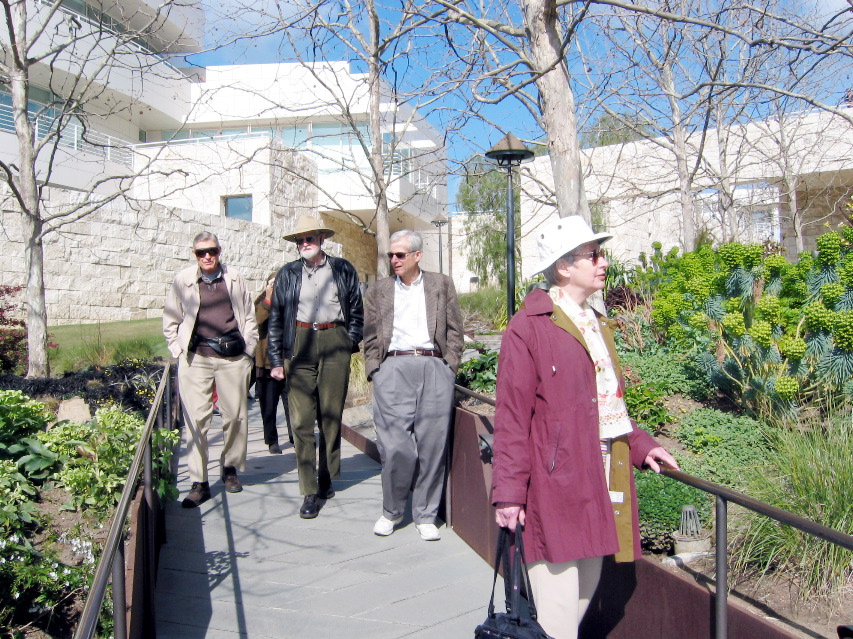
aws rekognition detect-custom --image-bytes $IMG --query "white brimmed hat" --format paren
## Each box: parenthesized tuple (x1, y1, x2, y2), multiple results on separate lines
(283, 215, 335, 241)
(530, 215, 613, 275)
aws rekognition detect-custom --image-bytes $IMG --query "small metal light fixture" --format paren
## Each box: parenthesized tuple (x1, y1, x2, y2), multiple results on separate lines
(484, 133, 534, 320)
(431, 215, 448, 274)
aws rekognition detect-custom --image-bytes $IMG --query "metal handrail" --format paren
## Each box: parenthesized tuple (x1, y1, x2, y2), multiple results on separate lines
(454, 383, 853, 639)
(73, 361, 176, 639)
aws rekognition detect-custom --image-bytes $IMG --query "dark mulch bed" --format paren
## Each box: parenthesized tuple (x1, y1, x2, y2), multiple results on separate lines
(0, 360, 165, 414)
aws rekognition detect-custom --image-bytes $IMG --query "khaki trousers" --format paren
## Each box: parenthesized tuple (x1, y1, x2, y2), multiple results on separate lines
(287, 325, 351, 495)
(527, 556, 603, 639)
(179, 351, 252, 483)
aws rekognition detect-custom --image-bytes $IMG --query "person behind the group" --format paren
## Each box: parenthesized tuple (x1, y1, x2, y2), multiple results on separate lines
(254, 271, 293, 455)
(163, 231, 258, 508)
(363, 229, 464, 541)
(491, 215, 679, 639)
(268, 216, 364, 519)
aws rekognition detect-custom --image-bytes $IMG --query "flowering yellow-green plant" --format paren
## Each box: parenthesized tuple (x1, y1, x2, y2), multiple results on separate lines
(634, 229, 853, 416)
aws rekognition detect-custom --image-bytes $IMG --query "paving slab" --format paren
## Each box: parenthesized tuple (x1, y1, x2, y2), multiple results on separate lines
(155, 400, 498, 638)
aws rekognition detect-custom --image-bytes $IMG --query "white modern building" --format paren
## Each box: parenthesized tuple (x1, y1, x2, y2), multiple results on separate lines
(0, 0, 449, 324)
(520, 106, 853, 277)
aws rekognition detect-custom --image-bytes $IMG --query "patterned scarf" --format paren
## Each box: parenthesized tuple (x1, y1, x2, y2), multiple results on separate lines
(549, 287, 633, 440)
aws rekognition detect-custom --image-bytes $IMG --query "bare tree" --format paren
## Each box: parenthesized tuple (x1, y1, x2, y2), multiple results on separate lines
(194, 0, 461, 279)
(0, 0, 201, 376)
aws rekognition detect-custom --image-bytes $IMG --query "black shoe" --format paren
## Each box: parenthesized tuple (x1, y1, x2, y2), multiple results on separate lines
(182, 482, 211, 508)
(268, 443, 282, 455)
(222, 467, 242, 493)
(299, 494, 319, 519)
(318, 483, 335, 500)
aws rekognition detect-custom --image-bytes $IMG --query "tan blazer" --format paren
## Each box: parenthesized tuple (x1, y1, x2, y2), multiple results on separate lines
(163, 264, 259, 359)
(363, 271, 463, 380)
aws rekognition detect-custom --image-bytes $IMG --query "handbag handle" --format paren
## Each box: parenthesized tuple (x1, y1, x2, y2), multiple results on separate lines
(486, 525, 541, 623)
(511, 524, 541, 622)
(486, 526, 512, 618)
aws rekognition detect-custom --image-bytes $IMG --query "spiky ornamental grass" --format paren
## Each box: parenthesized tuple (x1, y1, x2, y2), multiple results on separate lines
(732, 417, 853, 602)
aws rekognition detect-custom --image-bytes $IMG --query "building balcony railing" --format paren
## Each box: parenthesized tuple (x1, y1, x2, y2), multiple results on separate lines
(0, 102, 134, 167)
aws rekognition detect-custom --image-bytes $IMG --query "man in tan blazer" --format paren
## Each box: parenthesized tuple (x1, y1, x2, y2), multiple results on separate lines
(163, 231, 258, 508)
(363, 229, 463, 541)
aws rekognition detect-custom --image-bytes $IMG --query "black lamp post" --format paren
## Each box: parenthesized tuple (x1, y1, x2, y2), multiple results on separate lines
(485, 133, 534, 320)
(431, 216, 448, 274)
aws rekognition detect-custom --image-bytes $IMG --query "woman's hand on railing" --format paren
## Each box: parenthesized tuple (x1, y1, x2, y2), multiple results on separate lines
(644, 446, 679, 473)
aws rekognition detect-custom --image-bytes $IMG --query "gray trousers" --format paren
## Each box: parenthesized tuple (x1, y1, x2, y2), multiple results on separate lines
(372, 356, 456, 524)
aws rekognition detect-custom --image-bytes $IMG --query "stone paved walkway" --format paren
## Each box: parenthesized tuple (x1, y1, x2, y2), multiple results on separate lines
(155, 399, 495, 638)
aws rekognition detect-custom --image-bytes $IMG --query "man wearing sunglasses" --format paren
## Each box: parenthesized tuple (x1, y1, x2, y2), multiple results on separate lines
(268, 216, 364, 519)
(363, 229, 463, 541)
(163, 232, 258, 508)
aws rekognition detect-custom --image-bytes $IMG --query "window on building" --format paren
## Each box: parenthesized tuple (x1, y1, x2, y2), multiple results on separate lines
(224, 195, 253, 222)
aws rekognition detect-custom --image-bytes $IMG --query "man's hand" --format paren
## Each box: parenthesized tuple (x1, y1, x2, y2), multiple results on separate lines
(271, 366, 285, 381)
(495, 503, 525, 531)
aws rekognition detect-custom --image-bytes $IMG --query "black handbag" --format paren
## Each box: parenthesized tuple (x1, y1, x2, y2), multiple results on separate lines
(475, 525, 553, 639)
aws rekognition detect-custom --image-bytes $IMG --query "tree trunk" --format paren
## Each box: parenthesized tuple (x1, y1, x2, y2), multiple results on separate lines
(368, 0, 390, 279)
(783, 176, 803, 253)
(8, 10, 51, 377)
(662, 64, 695, 251)
(522, 0, 589, 222)
(23, 215, 49, 378)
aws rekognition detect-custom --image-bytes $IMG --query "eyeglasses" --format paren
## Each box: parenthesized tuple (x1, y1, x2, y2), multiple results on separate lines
(294, 235, 317, 245)
(387, 251, 416, 260)
(194, 247, 220, 258)
(570, 248, 607, 263)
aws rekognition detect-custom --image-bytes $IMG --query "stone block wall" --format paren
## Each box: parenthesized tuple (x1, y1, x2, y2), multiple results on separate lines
(319, 215, 378, 282)
(0, 189, 303, 325)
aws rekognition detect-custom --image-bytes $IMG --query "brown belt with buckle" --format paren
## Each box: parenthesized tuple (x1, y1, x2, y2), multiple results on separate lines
(295, 320, 345, 330)
(386, 349, 442, 358)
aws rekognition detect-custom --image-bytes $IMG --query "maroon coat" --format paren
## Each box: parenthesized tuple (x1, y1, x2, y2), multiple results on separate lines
(491, 288, 657, 564)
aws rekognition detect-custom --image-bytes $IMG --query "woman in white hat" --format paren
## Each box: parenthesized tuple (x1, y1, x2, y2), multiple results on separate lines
(490, 215, 678, 639)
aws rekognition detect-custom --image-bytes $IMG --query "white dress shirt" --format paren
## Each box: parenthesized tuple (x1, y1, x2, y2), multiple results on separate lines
(388, 270, 436, 351)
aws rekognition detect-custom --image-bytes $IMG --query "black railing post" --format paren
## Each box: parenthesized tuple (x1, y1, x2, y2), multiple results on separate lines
(715, 496, 728, 639)
(111, 542, 127, 639)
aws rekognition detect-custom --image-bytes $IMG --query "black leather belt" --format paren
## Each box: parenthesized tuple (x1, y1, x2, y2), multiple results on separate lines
(295, 321, 344, 330)
(386, 349, 442, 358)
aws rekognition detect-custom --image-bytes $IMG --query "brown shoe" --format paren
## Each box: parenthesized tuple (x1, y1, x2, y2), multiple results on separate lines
(182, 482, 211, 508)
(222, 467, 243, 493)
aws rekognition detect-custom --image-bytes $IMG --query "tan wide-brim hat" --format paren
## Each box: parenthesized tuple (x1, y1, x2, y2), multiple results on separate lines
(283, 215, 335, 242)
(530, 215, 613, 275)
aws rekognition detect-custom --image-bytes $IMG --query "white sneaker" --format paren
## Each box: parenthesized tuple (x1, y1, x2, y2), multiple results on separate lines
(373, 515, 403, 536)
(416, 523, 441, 541)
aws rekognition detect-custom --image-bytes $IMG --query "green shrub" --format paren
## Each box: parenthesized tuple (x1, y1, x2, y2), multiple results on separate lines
(635, 455, 710, 553)
(624, 382, 672, 435)
(41, 406, 180, 510)
(620, 351, 708, 399)
(456, 350, 498, 394)
(0, 390, 51, 439)
(733, 418, 853, 600)
(0, 460, 39, 532)
(675, 408, 767, 489)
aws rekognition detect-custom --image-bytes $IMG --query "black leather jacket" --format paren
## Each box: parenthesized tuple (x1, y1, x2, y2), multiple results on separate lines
(267, 255, 364, 368)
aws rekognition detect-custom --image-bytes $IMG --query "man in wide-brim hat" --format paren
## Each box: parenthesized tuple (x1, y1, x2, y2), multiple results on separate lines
(268, 215, 364, 519)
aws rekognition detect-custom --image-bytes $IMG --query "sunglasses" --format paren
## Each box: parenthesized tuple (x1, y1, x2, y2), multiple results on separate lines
(387, 251, 416, 260)
(194, 247, 221, 258)
(294, 235, 317, 245)
(570, 248, 607, 263)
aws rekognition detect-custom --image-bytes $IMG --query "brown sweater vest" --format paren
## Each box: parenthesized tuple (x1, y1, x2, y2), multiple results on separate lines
(193, 278, 239, 358)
